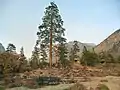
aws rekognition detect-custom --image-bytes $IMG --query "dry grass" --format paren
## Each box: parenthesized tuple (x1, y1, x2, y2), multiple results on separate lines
(66, 83, 87, 90)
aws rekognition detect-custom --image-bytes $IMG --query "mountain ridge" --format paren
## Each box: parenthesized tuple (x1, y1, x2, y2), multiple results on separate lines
(0, 43, 5, 53)
(94, 29, 120, 58)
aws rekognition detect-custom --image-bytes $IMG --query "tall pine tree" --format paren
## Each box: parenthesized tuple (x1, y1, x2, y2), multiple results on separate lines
(37, 2, 66, 68)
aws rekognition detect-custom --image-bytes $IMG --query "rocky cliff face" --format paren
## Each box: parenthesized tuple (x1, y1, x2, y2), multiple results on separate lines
(94, 29, 120, 58)
(0, 43, 5, 53)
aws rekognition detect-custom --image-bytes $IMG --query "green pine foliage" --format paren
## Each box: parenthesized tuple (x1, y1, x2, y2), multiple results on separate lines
(69, 48, 74, 61)
(81, 46, 99, 66)
(6, 43, 16, 53)
(30, 46, 40, 69)
(58, 43, 68, 68)
(37, 2, 66, 44)
(40, 44, 47, 62)
(39, 43, 48, 68)
(36, 2, 67, 67)
(69, 41, 80, 62)
(20, 47, 24, 56)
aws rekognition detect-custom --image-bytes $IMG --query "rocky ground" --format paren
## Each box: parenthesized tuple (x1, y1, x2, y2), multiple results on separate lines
(2, 63, 120, 90)
(6, 76, 120, 90)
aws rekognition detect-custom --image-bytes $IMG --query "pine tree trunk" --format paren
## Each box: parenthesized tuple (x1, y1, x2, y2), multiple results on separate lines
(49, 13, 53, 68)
(49, 28, 52, 68)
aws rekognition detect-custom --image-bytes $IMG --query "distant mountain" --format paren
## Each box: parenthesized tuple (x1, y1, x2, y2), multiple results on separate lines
(83, 43, 96, 47)
(94, 29, 120, 58)
(66, 41, 96, 55)
(0, 43, 5, 53)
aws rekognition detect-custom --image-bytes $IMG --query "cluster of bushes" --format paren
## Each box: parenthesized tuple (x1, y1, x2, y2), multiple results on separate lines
(69, 41, 120, 67)
(81, 50, 99, 66)
(0, 52, 30, 76)
(79, 47, 120, 67)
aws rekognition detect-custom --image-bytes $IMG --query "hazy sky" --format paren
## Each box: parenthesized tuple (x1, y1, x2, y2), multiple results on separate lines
(0, 0, 120, 58)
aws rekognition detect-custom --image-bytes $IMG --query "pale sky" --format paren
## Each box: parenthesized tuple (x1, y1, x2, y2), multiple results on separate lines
(0, 0, 120, 58)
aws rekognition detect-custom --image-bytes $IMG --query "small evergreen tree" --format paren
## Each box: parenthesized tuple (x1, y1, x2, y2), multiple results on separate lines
(58, 43, 68, 68)
(20, 47, 24, 56)
(19, 47, 28, 72)
(69, 48, 74, 61)
(69, 41, 80, 62)
(30, 46, 40, 69)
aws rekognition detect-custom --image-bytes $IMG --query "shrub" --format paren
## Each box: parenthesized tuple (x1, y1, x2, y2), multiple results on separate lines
(95, 84, 110, 90)
(0, 86, 5, 90)
(0, 52, 28, 75)
(81, 50, 99, 66)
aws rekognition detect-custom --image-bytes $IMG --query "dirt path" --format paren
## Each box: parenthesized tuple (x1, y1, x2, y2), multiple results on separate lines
(81, 76, 120, 90)
(6, 76, 120, 90)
